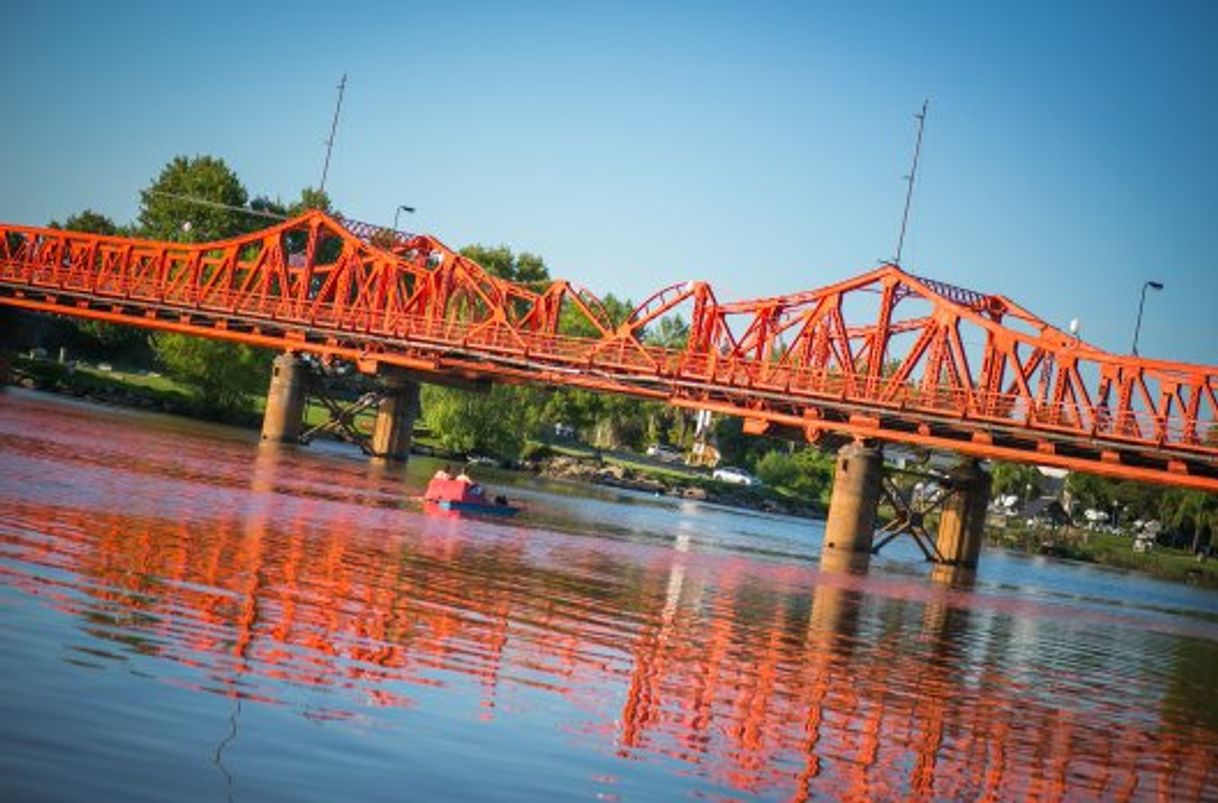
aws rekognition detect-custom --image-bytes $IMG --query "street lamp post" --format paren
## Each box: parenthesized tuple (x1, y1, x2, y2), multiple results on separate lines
(393, 204, 416, 231)
(1131, 280, 1164, 356)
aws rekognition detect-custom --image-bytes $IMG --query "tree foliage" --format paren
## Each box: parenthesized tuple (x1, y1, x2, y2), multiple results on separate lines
(49, 209, 119, 236)
(137, 156, 274, 411)
(25, 157, 337, 415)
(646, 315, 689, 349)
(991, 462, 1044, 500)
(421, 384, 540, 460)
(150, 332, 268, 415)
(138, 155, 252, 241)
(755, 448, 833, 499)
(249, 186, 334, 220)
(1065, 471, 1217, 550)
(460, 244, 548, 284)
(1159, 489, 1218, 552)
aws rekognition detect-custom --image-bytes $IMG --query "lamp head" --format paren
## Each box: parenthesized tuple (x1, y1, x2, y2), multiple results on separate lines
(1147, 281, 1163, 291)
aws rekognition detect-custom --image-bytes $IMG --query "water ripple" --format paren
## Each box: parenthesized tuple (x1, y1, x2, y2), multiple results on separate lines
(2, 390, 1218, 800)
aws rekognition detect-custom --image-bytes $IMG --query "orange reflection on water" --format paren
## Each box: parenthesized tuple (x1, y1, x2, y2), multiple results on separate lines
(2, 445, 1217, 800)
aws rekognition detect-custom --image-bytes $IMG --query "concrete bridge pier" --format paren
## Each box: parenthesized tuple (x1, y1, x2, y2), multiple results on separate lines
(0, 307, 14, 389)
(821, 441, 884, 567)
(260, 353, 307, 444)
(370, 372, 421, 462)
(933, 459, 991, 569)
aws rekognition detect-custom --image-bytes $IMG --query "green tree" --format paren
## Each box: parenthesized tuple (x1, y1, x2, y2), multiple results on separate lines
(138, 156, 273, 411)
(1160, 489, 1218, 553)
(647, 315, 689, 350)
(421, 384, 539, 460)
(713, 415, 771, 468)
(49, 209, 118, 236)
(1066, 472, 1116, 512)
(991, 462, 1044, 502)
(150, 332, 267, 416)
(138, 155, 252, 241)
(290, 186, 333, 215)
(459, 244, 549, 284)
(248, 186, 334, 221)
(558, 292, 635, 338)
(756, 450, 800, 487)
(755, 448, 833, 500)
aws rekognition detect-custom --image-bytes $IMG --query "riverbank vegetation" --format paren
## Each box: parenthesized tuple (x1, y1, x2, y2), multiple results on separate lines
(985, 519, 1218, 588)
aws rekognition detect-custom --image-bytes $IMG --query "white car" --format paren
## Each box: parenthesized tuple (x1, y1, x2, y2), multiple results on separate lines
(646, 444, 683, 463)
(712, 466, 760, 486)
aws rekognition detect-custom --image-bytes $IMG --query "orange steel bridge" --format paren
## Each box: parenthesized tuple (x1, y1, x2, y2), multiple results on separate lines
(1, 210, 1215, 490)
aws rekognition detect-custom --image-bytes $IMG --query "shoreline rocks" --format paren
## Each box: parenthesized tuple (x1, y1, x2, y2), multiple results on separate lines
(530, 454, 820, 519)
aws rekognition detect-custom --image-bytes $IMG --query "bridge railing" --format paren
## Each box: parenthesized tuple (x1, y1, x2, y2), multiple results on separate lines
(3, 246, 1212, 454)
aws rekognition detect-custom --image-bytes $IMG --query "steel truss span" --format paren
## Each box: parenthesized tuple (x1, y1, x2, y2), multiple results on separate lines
(1, 210, 1214, 490)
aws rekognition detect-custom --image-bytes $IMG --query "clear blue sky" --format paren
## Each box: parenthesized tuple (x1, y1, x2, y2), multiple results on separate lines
(3, 1, 1215, 365)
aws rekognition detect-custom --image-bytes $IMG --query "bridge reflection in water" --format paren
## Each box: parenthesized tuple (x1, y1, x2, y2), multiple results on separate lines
(1, 401, 1216, 799)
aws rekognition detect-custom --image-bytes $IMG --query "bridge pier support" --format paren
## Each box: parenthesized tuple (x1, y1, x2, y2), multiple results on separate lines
(933, 460, 991, 568)
(370, 372, 420, 462)
(260, 353, 307, 444)
(0, 307, 14, 389)
(821, 441, 883, 565)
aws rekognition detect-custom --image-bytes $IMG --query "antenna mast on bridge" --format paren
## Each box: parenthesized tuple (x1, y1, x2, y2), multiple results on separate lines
(894, 99, 929, 267)
(319, 73, 348, 194)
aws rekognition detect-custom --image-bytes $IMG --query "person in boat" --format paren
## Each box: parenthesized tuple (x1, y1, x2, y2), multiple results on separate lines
(456, 467, 485, 497)
(433, 465, 453, 481)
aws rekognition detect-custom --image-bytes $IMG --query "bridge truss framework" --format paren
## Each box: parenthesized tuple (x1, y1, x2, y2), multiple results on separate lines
(1, 210, 1214, 491)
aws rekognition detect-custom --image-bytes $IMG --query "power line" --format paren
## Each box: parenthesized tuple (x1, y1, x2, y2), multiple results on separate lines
(147, 191, 287, 221)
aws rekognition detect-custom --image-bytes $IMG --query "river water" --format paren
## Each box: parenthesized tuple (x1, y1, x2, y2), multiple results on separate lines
(1, 389, 1216, 801)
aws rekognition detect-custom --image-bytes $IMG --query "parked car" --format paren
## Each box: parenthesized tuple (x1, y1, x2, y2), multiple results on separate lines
(646, 444, 683, 463)
(712, 466, 760, 486)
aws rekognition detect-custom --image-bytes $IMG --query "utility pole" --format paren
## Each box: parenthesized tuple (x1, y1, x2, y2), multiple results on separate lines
(894, 99, 929, 267)
(319, 73, 348, 194)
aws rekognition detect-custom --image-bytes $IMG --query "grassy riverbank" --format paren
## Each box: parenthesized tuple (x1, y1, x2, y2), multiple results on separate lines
(10, 355, 351, 431)
(987, 520, 1218, 589)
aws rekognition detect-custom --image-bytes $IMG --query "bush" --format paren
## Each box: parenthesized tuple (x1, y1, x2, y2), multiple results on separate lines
(755, 448, 833, 500)
(521, 442, 555, 462)
(756, 451, 800, 488)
